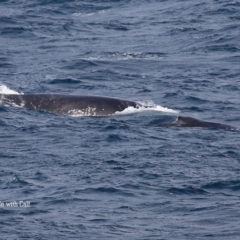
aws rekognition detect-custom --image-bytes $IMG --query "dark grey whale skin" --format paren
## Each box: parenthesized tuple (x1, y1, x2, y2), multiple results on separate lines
(0, 94, 238, 130)
(0, 94, 142, 116)
(158, 116, 238, 130)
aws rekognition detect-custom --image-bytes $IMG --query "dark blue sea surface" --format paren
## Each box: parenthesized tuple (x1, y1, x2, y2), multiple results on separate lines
(1, 0, 240, 239)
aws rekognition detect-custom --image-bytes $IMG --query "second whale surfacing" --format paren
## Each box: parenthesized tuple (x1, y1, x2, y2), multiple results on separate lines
(157, 116, 238, 130)
(0, 93, 143, 116)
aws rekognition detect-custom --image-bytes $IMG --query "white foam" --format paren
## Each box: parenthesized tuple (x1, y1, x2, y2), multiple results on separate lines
(0, 85, 20, 95)
(149, 105, 179, 114)
(138, 100, 179, 114)
(115, 101, 179, 115)
(84, 52, 165, 62)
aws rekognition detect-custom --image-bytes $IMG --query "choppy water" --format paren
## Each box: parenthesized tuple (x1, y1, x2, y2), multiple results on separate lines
(0, 1, 240, 239)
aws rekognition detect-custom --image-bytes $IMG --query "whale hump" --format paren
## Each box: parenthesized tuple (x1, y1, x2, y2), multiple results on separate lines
(0, 93, 142, 116)
(158, 116, 238, 130)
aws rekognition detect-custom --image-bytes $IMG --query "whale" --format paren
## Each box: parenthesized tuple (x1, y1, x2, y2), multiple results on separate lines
(0, 93, 237, 130)
(157, 116, 238, 130)
(0, 93, 143, 116)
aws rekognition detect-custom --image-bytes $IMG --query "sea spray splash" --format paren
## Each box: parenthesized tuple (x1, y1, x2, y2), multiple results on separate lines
(0, 85, 20, 95)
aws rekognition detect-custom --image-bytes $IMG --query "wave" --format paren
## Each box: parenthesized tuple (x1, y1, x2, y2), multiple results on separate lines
(81, 51, 167, 61)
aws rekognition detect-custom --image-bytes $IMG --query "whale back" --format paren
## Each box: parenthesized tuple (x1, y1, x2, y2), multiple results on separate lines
(0, 94, 141, 116)
(158, 116, 238, 130)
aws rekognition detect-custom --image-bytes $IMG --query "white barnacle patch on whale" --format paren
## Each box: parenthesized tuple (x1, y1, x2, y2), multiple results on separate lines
(68, 107, 97, 116)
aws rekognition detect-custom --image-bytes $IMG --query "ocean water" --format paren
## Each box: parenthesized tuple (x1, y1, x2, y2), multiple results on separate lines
(0, 0, 240, 239)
